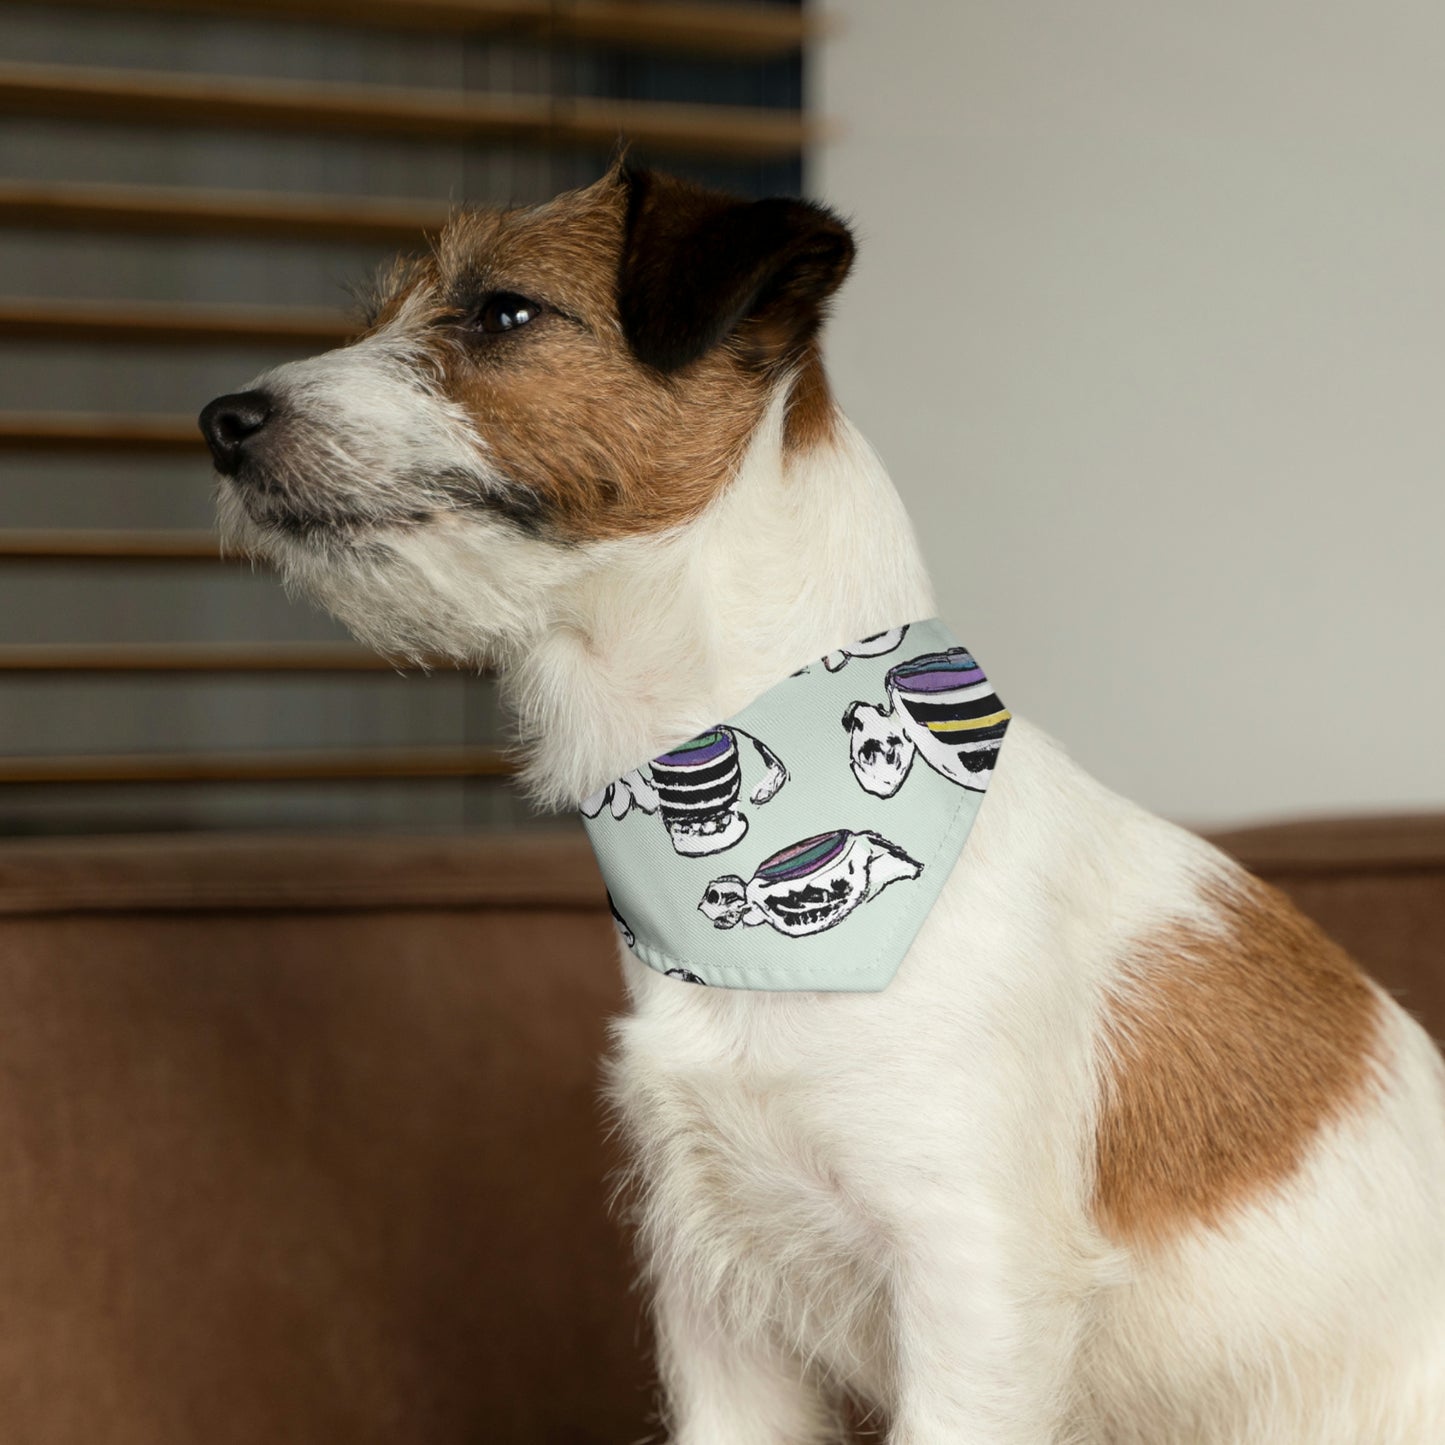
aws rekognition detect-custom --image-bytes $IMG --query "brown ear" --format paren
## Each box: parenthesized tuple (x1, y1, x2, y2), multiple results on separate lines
(618, 167, 855, 375)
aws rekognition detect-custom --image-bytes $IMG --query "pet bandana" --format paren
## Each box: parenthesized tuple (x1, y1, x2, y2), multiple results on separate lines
(580, 620, 1010, 992)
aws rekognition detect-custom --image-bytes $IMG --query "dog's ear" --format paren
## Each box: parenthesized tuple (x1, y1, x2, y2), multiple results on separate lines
(618, 166, 855, 375)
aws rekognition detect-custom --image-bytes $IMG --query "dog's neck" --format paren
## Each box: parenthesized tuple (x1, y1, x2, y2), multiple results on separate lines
(506, 390, 937, 810)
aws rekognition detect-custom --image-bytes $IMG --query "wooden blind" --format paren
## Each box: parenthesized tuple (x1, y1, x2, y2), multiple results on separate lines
(0, 0, 813, 834)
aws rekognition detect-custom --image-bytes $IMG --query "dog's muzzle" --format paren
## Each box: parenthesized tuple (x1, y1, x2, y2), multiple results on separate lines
(199, 390, 274, 476)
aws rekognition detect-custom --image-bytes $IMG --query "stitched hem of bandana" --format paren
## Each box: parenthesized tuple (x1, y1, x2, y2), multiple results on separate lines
(621, 784, 983, 993)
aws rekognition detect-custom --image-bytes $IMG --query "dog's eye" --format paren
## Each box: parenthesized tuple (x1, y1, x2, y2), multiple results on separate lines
(473, 292, 542, 335)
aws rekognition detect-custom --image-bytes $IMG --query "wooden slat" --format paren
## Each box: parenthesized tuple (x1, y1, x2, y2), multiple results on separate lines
(0, 746, 512, 784)
(0, 298, 353, 348)
(0, 642, 487, 674)
(22, 0, 815, 58)
(0, 180, 449, 245)
(0, 530, 228, 561)
(0, 62, 817, 161)
(0, 412, 201, 452)
(0, 643, 414, 672)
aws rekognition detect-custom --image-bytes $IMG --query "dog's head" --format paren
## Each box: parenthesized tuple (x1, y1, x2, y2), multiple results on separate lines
(199, 165, 854, 663)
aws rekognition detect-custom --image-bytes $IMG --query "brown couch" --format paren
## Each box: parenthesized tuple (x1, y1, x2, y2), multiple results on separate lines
(0, 818, 1439, 1443)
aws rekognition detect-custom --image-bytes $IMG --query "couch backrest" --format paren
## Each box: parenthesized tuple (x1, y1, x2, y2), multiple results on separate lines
(0, 819, 1439, 1443)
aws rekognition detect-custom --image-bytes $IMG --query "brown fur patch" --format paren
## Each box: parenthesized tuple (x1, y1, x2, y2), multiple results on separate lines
(1093, 871, 1382, 1247)
(783, 342, 840, 453)
(364, 170, 845, 541)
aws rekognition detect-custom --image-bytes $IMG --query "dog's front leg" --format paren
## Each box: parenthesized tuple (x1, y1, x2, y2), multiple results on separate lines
(884, 1213, 1086, 1445)
(654, 1275, 841, 1445)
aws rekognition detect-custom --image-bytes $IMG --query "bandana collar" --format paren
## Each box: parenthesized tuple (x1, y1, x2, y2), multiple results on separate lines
(580, 619, 1010, 992)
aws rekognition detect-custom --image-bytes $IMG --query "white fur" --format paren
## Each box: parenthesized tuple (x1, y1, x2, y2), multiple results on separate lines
(221, 351, 1445, 1442)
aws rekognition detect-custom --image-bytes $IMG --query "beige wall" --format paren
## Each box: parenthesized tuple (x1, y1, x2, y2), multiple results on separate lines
(813, 1, 1445, 827)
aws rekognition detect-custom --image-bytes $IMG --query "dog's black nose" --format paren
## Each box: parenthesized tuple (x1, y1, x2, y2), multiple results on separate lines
(199, 390, 273, 475)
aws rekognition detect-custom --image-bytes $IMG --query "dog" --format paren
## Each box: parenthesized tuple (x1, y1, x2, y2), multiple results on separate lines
(200, 163, 1445, 1443)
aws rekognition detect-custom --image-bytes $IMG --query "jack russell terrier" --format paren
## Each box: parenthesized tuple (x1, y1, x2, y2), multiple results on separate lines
(200, 164, 1445, 1444)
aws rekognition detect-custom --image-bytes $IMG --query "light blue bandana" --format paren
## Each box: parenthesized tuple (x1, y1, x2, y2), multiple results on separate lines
(580, 620, 1009, 992)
